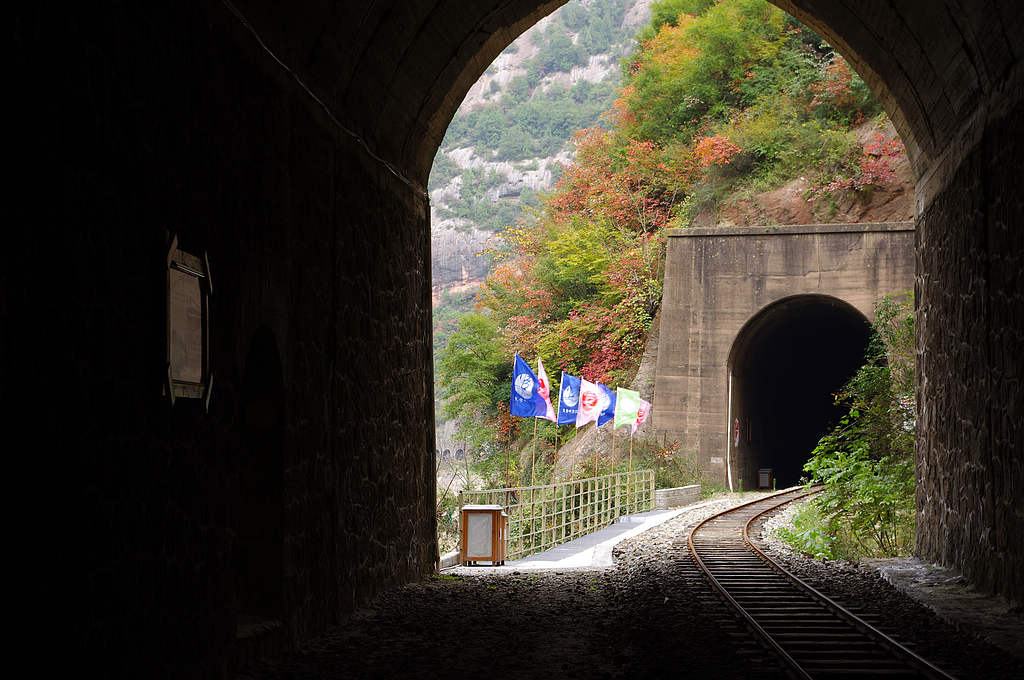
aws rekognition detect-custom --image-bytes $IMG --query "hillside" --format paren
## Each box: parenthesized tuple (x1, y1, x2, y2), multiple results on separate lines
(429, 0, 656, 291)
(431, 0, 656, 427)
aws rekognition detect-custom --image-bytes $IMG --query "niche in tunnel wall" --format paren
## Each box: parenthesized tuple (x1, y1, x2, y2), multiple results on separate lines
(728, 295, 871, 489)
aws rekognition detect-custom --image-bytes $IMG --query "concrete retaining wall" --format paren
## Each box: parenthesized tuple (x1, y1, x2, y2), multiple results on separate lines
(655, 485, 702, 510)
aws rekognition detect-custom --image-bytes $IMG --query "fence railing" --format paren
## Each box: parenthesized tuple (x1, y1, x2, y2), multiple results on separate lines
(458, 469, 655, 562)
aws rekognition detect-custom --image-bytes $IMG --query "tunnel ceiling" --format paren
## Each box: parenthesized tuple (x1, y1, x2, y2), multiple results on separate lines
(223, 0, 1021, 189)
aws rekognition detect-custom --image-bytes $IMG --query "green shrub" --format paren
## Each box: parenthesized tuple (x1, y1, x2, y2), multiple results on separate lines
(775, 501, 835, 559)
(783, 293, 916, 560)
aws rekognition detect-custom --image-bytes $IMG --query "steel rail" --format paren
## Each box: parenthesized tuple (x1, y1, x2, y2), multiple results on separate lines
(740, 494, 957, 680)
(688, 487, 818, 680)
(689, 487, 958, 679)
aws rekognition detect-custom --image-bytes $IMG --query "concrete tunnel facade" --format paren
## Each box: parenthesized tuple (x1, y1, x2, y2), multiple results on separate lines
(7, 1, 1022, 676)
(652, 223, 913, 491)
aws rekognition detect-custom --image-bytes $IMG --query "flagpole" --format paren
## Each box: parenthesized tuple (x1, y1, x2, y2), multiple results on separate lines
(570, 425, 577, 482)
(629, 431, 634, 475)
(531, 418, 538, 489)
(530, 417, 538, 547)
(552, 427, 560, 483)
(610, 424, 616, 477)
(505, 442, 511, 490)
(628, 430, 634, 512)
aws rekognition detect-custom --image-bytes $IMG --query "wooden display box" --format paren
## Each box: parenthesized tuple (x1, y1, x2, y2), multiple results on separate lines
(460, 504, 507, 566)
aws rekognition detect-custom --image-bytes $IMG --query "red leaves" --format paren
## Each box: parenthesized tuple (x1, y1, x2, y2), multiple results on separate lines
(809, 55, 855, 111)
(693, 134, 741, 167)
(808, 133, 905, 199)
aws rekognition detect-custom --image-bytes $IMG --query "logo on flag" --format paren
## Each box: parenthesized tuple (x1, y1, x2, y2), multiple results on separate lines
(510, 353, 546, 418)
(576, 378, 607, 427)
(632, 399, 652, 434)
(557, 372, 581, 425)
(581, 391, 598, 410)
(514, 373, 535, 399)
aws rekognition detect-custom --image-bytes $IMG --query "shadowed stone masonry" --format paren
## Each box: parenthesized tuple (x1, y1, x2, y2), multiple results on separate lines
(7, 0, 1022, 676)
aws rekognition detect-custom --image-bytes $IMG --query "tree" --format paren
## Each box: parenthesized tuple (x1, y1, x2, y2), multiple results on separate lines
(436, 312, 513, 451)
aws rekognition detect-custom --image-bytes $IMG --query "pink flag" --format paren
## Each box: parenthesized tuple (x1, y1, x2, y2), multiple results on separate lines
(631, 399, 652, 435)
(576, 378, 610, 427)
(535, 358, 557, 422)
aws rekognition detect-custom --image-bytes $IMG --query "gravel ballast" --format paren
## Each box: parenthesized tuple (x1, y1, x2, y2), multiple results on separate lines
(243, 493, 1021, 679)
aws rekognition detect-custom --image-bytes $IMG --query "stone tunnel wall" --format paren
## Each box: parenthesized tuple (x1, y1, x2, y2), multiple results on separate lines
(12, 3, 436, 677)
(915, 100, 1024, 607)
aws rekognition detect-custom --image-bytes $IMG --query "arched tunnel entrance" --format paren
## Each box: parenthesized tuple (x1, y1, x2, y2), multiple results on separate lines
(15, 0, 1022, 673)
(729, 295, 871, 489)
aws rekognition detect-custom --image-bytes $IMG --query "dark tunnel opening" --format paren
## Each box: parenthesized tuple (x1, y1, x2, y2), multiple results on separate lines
(730, 295, 871, 489)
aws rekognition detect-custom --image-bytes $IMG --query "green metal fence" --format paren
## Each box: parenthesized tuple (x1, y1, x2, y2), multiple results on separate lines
(458, 470, 655, 562)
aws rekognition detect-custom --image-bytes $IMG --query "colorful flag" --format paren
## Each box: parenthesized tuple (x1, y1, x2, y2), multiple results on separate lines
(631, 399, 652, 434)
(575, 378, 603, 427)
(510, 353, 546, 418)
(535, 358, 557, 422)
(614, 388, 641, 429)
(597, 382, 617, 426)
(557, 371, 581, 425)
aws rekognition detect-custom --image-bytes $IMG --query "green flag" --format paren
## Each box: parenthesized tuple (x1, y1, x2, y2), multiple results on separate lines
(614, 387, 641, 429)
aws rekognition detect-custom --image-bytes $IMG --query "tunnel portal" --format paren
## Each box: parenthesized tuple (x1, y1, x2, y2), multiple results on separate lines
(14, 0, 1021, 673)
(729, 295, 871, 489)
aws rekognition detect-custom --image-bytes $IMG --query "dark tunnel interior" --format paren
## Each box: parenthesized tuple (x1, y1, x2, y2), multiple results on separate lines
(237, 327, 286, 626)
(731, 296, 871, 489)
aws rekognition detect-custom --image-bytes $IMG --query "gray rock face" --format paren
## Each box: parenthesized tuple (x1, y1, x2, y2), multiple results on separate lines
(431, 225, 495, 288)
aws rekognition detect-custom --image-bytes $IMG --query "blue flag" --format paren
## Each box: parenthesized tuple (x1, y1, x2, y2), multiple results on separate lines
(557, 371, 581, 425)
(597, 382, 617, 426)
(510, 353, 546, 418)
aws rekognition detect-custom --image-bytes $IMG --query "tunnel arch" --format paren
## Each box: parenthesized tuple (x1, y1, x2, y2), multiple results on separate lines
(23, 1, 1022, 672)
(401, 0, 1020, 607)
(410, 0, 1017, 190)
(727, 295, 872, 490)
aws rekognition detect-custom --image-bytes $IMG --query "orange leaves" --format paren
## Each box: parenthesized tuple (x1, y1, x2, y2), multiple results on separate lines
(643, 13, 699, 76)
(548, 127, 683, 233)
(610, 85, 637, 126)
(810, 55, 854, 109)
(693, 134, 741, 167)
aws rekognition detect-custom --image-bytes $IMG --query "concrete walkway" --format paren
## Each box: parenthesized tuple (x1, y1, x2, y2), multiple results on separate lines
(447, 501, 717, 572)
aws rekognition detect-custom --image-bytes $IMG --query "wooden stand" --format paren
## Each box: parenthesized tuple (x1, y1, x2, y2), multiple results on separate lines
(460, 504, 508, 566)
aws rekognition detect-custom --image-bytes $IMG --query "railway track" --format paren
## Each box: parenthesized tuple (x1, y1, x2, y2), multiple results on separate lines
(688, 487, 957, 679)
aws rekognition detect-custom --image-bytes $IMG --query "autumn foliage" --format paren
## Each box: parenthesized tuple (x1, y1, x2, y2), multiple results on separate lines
(437, 0, 904, 464)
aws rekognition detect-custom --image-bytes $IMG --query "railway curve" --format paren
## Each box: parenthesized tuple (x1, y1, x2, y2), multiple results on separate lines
(688, 487, 957, 679)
